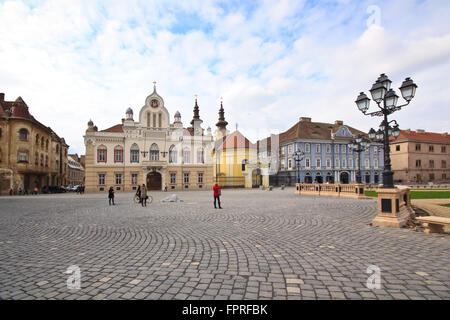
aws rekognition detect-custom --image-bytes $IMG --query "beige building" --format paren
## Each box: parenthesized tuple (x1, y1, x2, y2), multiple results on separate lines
(390, 129, 450, 184)
(68, 154, 85, 186)
(0, 93, 69, 194)
(84, 85, 214, 193)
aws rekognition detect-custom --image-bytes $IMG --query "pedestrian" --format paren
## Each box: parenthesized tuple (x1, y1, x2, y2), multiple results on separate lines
(140, 184, 148, 207)
(164, 184, 168, 192)
(213, 182, 222, 209)
(81, 184, 85, 194)
(33, 187, 38, 195)
(18, 187, 22, 195)
(108, 186, 115, 205)
(136, 185, 141, 203)
(9, 188, 13, 196)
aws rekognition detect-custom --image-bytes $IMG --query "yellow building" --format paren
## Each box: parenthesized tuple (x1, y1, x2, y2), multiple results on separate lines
(0, 93, 69, 194)
(211, 99, 269, 188)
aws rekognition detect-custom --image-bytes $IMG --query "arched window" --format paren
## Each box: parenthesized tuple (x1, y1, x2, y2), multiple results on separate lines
(114, 145, 123, 163)
(130, 143, 139, 163)
(169, 145, 177, 163)
(40, 154, 44, 166)
(19, 128, 29, 141)
(97, 145, 107, 163)
(35, 134, 39, 145)
(197, 148, 204, 164)
(46, 139, 49, 151)
(150, 143, 159, 161)
(35, 152, 39, 165)
(56, 144, 59, 154)
(41, 136, 44, 148)
(45, 155, 48, 167)
(183, 147, 190, 164)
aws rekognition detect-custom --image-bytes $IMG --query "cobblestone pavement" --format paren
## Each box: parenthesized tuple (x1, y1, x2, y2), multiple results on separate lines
(0, 189, 449, 300)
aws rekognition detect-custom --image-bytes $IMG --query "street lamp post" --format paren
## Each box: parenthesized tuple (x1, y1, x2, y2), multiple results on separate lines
(293, 151, 305, 184)
(355, 74, 417, 188)
(348, 135, 371, 184)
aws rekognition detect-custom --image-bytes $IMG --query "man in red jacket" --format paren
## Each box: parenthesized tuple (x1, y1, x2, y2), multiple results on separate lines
(213, 183, 222, 209)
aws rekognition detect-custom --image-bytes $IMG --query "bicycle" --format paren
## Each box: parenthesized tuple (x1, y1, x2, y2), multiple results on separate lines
(133, 194, 153, 204)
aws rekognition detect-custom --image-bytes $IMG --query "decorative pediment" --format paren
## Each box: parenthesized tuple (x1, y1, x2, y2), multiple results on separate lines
(333, 125, 353, 138)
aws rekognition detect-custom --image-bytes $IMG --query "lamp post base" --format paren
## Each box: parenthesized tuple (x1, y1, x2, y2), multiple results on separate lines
(371, 187, 415, 228)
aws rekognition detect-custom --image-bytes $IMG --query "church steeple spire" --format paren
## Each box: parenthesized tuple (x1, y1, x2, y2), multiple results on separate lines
(190, 94, 202, 126)
(216, 97, 228, 129)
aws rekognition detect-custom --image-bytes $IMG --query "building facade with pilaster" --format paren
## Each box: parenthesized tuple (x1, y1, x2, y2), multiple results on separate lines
(84, 85, 214, 193)
(264, 117, 384, 186)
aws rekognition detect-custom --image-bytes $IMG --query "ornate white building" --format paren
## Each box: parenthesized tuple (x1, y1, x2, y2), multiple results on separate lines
(84, 84, 214, 192)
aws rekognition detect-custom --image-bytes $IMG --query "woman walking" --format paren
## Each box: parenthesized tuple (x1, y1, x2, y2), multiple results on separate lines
(141, 184, 148, 207)
(108, 186, 115, 205)
(213, 183, 222, 209)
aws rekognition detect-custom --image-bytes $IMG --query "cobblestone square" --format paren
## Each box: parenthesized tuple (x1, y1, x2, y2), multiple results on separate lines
(0, 189, 449, 300)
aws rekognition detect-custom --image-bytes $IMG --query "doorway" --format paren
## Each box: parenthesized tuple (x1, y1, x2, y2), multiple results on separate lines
(340, 172, 349, 184)
(146, 171, 162, 190)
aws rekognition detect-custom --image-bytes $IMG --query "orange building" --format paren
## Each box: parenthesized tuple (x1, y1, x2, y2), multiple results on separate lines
(390, 129, 450, 184)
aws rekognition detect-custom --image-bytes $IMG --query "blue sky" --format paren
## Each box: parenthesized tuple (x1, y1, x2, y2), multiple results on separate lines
(0, 0, 449, 154)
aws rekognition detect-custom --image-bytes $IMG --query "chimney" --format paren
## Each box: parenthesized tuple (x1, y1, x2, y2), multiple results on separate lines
(299, 117, 311, 122)
(416, 129, 425, 134)
(443, 132, 448, 137)
(334, 120, 343, 126)
(0, 93, 4, 103)
(405, 129, 411, 134)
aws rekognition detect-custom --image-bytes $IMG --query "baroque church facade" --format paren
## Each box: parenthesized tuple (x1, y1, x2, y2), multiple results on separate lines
(84, 85, 215, 193)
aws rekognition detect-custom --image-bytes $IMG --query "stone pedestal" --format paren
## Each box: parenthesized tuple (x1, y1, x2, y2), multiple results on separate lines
(372, 187, 414, 228)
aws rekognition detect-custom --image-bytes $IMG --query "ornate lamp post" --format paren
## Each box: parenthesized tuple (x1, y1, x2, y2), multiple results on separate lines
(348, 134, 371, 183)
(355, 74, 417, 188)
(293, 151, 305, 184)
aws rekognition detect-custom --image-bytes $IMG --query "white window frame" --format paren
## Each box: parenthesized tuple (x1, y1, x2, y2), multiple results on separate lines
(316, 158, 321, 168)
(170, 172, 176, 184)
(326, 144, 331, 153)
(326, 158, 331, 168)
(198, 172, 204, 183)
(115, 173, 122, 185)
(305, 157, 310, 168)
(183, 172, 190, 183)
(131, 173, 138, 185)
(98, 173, 106, 185)
(305, 143, 310, 153)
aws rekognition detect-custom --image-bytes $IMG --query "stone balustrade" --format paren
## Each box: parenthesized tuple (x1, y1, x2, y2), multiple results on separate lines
(295, 183, 366, 199)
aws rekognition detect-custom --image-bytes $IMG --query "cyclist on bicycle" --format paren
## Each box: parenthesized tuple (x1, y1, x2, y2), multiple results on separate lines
(141, 184, 148, 207)
(136, 185, 141, 203)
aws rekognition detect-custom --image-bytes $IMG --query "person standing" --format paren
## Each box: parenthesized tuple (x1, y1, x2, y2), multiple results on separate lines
(136, 185, 141, 203)
(213, 183, 222, 209)
(108, 186, 115, 205)
(141, 184, 148, 207)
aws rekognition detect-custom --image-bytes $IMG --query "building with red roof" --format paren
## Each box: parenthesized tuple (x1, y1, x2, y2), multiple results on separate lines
(389, 129, 450, 184)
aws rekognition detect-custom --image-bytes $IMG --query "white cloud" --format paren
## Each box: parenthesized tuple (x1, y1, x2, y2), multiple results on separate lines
(0, 0, 449, 153)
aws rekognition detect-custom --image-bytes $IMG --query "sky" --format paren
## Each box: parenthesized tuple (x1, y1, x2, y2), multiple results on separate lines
(1, 0, 449, 154)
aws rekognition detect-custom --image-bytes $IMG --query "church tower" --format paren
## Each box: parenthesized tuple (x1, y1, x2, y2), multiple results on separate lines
(215, 97, 229, 139)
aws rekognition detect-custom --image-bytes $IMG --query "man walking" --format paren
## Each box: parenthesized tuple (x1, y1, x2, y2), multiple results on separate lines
(141, 184, 148, 207)
(108, 186, 115, 205)
(213, 183, 222, 209)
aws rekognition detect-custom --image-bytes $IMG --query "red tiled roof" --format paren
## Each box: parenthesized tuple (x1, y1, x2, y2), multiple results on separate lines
(279, 119, 366, 143)
(391, 130, 450, 143)
(219, 130, 254, 150)
(101, 124, 124, 133)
